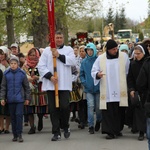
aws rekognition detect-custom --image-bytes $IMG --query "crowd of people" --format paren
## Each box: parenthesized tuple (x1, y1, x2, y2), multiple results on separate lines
(0, 32, 150, 150)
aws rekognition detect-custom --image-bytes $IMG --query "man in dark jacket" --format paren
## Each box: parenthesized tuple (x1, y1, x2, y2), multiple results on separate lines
(0, 56, 31, 142)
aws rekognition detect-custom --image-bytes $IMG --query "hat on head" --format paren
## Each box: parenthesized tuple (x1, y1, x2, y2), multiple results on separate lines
(105, 39, 118, 51)
(119, 44, 129, 53)
(10, 43, 18, 48)
(10, 56, 19, 63)
(0, 46, 9, 54)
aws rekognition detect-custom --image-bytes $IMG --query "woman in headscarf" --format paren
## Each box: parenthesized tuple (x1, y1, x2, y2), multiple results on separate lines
(23, 48, 48, 134)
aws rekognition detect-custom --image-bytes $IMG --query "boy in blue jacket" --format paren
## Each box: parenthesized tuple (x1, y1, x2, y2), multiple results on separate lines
(0, 56, 31, 142)
(79, 43, 102, 134)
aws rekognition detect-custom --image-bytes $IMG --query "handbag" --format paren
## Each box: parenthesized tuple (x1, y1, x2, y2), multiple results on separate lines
(130, 91, 141, 106)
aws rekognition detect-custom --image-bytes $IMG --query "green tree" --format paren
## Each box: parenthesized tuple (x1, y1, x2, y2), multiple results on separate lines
(139, 31, 144, 41)
(144, 0, 150, 29)
(87, 18, 94, 33)
(114, 11, 120, 33)
(119, 7, 126, 29)
(0, 0, 103, 47)
(105, 7, 114, 25)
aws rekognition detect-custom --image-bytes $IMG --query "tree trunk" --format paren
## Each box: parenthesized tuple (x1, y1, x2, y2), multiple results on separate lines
(31, 0, 48, 48)
(6, 0, 15, 47)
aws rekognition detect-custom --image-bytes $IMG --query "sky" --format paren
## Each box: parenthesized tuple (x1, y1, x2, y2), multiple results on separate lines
(102, 0, 149, 22)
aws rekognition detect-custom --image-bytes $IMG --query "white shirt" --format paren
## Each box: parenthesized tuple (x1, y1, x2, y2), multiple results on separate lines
(38, 46, 76, 91)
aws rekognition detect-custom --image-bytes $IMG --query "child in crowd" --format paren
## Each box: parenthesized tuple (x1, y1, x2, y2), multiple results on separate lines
(0, 56, 31, 142)
(80, 43, 102, 134)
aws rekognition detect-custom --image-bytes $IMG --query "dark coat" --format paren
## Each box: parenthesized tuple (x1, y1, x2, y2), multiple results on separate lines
(137, 56, 150, 102)
(127, 57, 145, 93)
(0, 67, 31, 103)
(0, 69, 3, 86)
(128, 58, 147, 132)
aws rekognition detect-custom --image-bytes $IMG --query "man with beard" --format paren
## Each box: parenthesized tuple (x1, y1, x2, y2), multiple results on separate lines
(91, 39, 130, 139)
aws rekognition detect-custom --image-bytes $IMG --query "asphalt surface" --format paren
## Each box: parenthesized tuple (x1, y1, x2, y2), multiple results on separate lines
(0, 115, 148, 150)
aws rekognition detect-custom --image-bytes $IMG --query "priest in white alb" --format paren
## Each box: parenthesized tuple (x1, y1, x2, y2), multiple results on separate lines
(91, 39, 130, 139)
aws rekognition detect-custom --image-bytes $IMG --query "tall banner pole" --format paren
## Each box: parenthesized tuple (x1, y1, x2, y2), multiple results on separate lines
(47, 0, 59, 108)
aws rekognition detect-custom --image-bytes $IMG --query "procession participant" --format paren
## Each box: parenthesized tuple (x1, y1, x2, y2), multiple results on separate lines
(137, 55, 150, 150)
(17, 52, 29, 126)
(78, 45, 88, 129)
(38, 31, 76, 141)
(70, 45, 80, 122)
(91, 39, 130, 139)
(17, 53, 26, 68)
(127, 45, 147, 141)
(70, 65, 81, 124)
(23, 48, 48, 134)
(0, 46, 10, 134)
(10, 43, 20, 56)
(119, 44, 129, 55)
(142, 38, 150, 56)
(0, 56, 31, 142)
(80, 42, 102, 134)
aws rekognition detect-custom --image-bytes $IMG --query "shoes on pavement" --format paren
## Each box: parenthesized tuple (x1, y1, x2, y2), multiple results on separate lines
(28, 126, 36, 134)
(4, 130, 10, 134)
(78, 123, 85, 129)
(88, 126, 94, 134)
(64, 128, 70, 139)
(116, 132, 123, 137)
(95, 121, 101, 132)
(0, 129, 4, 134)
(106, 134, 115, 139)
(51, 134, 61, 141)
(12, 135, 18, 142)
(18, 134, 24, 142)
(138, 131, 144, 141)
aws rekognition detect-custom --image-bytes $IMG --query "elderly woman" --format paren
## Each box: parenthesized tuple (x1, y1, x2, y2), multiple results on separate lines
(23, 48, 48, 134)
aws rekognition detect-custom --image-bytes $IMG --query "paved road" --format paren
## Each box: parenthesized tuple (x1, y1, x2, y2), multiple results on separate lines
(0, 116, 148, 150)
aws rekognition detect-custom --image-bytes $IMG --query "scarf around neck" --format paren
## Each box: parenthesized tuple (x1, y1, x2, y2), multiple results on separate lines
(24, 48, 40, 68)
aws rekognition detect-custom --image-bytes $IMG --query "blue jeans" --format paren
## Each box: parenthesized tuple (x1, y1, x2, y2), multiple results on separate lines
(147, 118, 150, 150)
(86, 93, 102, 127)
(8, 103, 24, 136)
